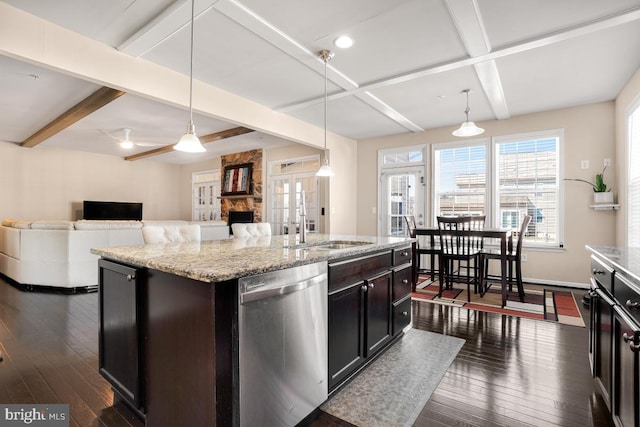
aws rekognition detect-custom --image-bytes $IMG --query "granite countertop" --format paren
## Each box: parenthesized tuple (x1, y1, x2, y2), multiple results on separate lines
(586, 245, 640, 283)
(91, 233, 412, 283)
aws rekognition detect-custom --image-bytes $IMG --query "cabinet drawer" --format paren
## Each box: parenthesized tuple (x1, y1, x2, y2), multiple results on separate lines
(591, 255, 613, 295)
(329, 251, 392, 292)
(393, 245, 412, 266)
(393, 265, 412, 301)
(614, 274, 640, 325)
(392, 295, 411, 336)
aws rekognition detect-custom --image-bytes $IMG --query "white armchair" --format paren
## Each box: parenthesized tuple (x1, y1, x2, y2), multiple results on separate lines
(142, 224, 201, 244)
(231, 223, 272, 239)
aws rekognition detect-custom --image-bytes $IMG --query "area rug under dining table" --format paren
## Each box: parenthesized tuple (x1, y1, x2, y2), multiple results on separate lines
(320, 328, 465, 427)
(411, 275, 585, 327)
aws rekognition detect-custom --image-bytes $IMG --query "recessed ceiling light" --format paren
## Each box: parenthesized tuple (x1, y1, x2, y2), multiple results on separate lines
(334, 35, 353, 49)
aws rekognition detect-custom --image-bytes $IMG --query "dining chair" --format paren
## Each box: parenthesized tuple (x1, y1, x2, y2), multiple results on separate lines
(482, 215, 532, 302)
(436, 215, 485, 301)
(404, 215, 440, 291)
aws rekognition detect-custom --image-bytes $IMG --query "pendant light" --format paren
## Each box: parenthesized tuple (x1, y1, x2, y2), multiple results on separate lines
(174, 0, 206, 153)
(452, 89, 484, 137)
(316, 49, 335, 177)
(121, 128, 134, 149)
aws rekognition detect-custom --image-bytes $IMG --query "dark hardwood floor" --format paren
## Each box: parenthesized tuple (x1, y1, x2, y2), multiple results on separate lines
(0, 276, 612, 426)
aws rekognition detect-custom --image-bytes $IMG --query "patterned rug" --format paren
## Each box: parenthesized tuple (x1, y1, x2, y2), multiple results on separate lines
(411, 275, 585, 327)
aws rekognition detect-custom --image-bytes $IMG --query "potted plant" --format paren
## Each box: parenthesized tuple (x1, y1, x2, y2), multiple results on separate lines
(565, 164, 613, 204)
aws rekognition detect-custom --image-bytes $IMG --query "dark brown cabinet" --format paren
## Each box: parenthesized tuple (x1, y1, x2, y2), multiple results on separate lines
(364, 271, 392, 357)
(327, 246, 412, 392)
(98, 259, 145, 415)
(588, 251, 640, 427)
(612, 305, 640, 427)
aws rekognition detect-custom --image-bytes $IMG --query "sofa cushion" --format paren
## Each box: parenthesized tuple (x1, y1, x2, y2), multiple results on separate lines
(11, 220, 33, 229)
(30, 220, 75, 230)
(75, 220, 143, 230)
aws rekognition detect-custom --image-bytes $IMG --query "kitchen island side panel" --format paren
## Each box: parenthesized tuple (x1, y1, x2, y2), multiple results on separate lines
(144, 269, 236, 426)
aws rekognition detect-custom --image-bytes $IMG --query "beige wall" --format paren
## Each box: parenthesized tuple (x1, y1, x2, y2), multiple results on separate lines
(356, 102, 616, 286)
(615, 67, 640, 245)
(0, 141, 183, 220)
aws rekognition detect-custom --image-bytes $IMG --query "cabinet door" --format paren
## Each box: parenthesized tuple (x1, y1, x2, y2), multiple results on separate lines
(365, 271, 392, 357)
(328, 282, 366, 390)
(98, 259, 144, 411)
(591, 287, 614, 411)
(612, 306, 640, 427)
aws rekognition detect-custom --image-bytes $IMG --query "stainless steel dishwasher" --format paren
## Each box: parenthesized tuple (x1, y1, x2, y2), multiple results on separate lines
(238, 261, 328, 427)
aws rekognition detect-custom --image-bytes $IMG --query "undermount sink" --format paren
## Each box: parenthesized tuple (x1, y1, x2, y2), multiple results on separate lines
(313, 240, 373, 250)
(286, 240, 373, 250)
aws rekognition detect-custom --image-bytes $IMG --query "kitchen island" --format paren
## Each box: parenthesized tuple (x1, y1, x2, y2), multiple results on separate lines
(92, 233, 413, 426)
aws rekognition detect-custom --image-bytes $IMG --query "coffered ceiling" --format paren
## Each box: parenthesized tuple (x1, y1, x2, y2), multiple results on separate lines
(1, 0, 639, 164)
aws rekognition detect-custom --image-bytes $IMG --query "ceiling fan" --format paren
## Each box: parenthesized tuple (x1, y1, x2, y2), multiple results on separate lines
(99, 128, 165, 149)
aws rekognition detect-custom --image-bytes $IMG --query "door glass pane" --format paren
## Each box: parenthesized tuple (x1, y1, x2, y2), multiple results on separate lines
(387, 174, 416, 236)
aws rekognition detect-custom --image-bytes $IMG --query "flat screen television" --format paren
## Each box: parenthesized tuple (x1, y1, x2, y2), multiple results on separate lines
(82, 201, 143, 221)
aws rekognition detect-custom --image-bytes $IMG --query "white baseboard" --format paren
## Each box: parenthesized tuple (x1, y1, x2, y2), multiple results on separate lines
(523, 277, 589, 290)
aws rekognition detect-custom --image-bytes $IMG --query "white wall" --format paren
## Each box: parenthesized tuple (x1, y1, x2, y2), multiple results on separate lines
(0, 141, 183, 220)
(356, 102, 616, 286)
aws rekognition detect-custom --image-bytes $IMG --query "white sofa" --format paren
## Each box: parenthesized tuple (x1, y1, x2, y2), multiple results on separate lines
(0, 219, 229, 291)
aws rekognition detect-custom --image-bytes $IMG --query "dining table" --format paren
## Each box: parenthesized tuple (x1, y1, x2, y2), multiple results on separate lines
(414, 226, 514, 307)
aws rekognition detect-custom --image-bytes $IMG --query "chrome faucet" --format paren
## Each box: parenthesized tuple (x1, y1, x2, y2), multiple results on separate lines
(300, 191, 307, 243)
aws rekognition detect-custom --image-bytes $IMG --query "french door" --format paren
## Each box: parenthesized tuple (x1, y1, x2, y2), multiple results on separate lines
(379, 167, 425, 236)
(270, 173, 318, 236)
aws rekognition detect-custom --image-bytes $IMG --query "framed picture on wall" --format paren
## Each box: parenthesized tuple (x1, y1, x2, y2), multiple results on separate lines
(222, 163, 253, 196)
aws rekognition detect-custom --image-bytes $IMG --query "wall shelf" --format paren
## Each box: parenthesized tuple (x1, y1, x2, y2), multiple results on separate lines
(590, 204, 620, 211)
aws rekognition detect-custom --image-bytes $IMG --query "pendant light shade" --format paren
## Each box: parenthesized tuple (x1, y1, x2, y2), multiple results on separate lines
(174, 0, 206, 153)
(120, 128, 134, 149)
(316, 49, 335, 177)
(452, 89, 484, 137)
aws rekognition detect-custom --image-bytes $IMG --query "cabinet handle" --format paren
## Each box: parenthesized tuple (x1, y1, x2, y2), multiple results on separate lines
(401, 311, 408, 316)
(368, 283, 375, 289)
(626, 300, 640, 309)
(402, 279, 409, 284)
(402, 251, 409, 257)
(126, 274, 136, 281)
(361, 284, 368, 292)
(592, 269, 605, 275)
(623, 333, 640, 352)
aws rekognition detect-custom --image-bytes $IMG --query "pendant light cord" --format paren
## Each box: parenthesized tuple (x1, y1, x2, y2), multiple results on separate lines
(324, 54, 327, 152)
(188, 0, 195, 125)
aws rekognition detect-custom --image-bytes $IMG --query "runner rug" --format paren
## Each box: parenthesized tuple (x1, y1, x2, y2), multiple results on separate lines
(321, 329, 464, 427)
(411, 275, 585, 327)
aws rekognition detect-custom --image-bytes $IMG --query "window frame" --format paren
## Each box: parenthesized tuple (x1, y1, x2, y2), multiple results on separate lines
(492, 129, 564, 249)
(627, 96, 640, 247)
(431, 137, 491, 226)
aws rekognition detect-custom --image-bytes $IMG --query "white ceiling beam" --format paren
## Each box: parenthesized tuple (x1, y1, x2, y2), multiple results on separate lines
(212, 0, 423, 132)
(118, 0, 221, 57)
(281, 5, 640, 112)
(121, 0, 423, 132)
(445, 0, 510, 120)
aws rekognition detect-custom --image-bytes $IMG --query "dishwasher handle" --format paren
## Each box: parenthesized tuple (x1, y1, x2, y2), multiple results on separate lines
(240, 273, 327, 304)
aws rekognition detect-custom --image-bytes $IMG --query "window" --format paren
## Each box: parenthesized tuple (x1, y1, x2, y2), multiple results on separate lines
(494, 132, 561, 247)
(433, 141, 487, 217)
(628, 99, 640, 247)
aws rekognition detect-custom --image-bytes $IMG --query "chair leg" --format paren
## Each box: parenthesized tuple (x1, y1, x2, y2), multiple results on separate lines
(516, 259, 525, 302)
